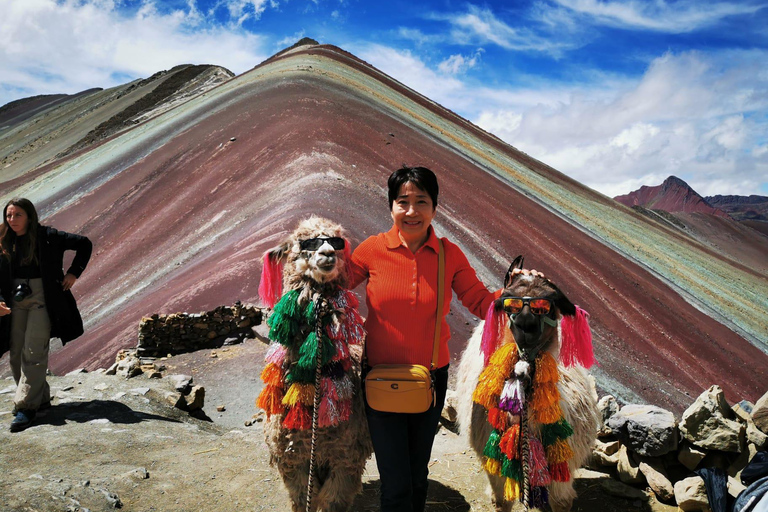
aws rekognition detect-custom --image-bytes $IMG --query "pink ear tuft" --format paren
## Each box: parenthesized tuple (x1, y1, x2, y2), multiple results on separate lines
(481, 303, 507, 366)
(258, 252, 283, 308)
(560, 306, 596, 368)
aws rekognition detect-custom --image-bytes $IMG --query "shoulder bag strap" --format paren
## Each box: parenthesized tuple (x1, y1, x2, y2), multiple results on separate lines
(431, 239, 445, 370)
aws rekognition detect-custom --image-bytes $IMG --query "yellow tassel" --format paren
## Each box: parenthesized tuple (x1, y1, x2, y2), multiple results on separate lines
(282, 383, 315, 407)
(484, 457, 501, 476)
(489, 342, 518, 376)
(546, 439, 575, 463)
(504, 477, 520, 501)
(535, 352, 559, 383)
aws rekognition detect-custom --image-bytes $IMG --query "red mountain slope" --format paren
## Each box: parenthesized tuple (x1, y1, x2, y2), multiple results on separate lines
(1, 44, 766, 413)
(615, 176, 729, 217)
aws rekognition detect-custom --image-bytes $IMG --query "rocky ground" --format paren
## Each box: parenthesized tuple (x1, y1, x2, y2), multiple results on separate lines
(0, 331, 677, 512)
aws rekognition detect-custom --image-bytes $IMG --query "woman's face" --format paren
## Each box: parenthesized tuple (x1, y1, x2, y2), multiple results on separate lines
(391, 181, 435, 242)
(5, 205, 29, 235)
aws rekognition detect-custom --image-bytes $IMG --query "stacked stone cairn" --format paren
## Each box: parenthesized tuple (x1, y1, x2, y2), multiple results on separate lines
(136, 302, 262, 357)
(593, 385, 768, 510)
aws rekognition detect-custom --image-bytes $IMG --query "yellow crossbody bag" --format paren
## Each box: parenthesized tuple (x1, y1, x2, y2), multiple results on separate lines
(364, 240, 445, 413)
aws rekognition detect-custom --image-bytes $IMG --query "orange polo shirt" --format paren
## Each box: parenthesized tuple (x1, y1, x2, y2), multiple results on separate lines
(350, 225, 499, 368)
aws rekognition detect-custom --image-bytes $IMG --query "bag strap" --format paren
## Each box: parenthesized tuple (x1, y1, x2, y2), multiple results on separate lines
(431, 239, 444, 370)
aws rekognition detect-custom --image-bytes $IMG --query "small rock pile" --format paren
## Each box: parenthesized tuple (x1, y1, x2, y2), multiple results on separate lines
(108, 349, 207, 414)
(594, 385, 768, 510)
(136, 302, 262, 357)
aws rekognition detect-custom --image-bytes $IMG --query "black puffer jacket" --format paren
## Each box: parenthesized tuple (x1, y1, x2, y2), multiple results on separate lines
(0, 225, 92, 357)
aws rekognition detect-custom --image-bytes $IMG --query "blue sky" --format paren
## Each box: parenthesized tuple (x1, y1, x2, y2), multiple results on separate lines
(1, 0, 767, 197)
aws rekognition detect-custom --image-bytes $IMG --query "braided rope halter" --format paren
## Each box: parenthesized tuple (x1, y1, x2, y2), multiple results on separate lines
(305, 294, 331, 512)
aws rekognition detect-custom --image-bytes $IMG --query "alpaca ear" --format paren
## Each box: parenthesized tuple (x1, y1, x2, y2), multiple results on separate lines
(503, 255, 525, 288)
(258, 243, 289, 308)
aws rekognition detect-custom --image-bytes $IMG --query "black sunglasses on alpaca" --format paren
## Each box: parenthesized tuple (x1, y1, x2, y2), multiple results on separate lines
(502, 296, 552, 316)
(299, 237, 346, 251)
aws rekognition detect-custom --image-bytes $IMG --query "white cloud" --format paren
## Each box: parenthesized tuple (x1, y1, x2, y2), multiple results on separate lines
(552, 0, 768, 33)
(220, 0, 273, 25)
(472, 50, 768, 197)
(0, 0, 268, 106)
(436, 5, 574, 57)
(437, 49, 483, 75)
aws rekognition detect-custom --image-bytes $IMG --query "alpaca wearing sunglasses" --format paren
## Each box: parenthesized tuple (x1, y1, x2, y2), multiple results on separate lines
(256, 216, 372, 512)
(455, 256, 599, 512)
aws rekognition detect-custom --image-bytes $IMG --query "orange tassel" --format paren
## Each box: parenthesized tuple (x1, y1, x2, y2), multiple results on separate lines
(535, 353, 559, 384)
(546, 439, 574, 463)
(260, 363, 284, 387)
(256, 385, 285, 416)
(489, 342, 518, 376)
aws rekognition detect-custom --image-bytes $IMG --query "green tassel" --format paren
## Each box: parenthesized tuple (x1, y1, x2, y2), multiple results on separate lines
(304, 300, 316, 324)
(501, 457, 522, 480)
(483, 430, 503, 460)
(286, 365, 315, 384)
(268, 290, 305, 346)
(540, 418, 575, 446)
(298, 332, 320, 369)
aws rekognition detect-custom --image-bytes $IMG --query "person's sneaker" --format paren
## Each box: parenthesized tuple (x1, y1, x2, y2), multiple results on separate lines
(10, 410, 36, 432)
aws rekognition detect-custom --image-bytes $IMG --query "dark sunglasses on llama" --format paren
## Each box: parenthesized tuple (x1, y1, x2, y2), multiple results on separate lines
(299, 237, 346, 251)
(502, 296, 552, 316)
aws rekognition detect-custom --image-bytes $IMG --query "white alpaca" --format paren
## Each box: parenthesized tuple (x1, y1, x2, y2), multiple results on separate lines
(257, 217, 373, 512)
(455, 257, 599, 512)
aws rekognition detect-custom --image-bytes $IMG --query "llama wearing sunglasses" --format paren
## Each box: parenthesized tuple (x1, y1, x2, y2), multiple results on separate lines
(256, 216, 372, 511)
(455, 256, 599, 512)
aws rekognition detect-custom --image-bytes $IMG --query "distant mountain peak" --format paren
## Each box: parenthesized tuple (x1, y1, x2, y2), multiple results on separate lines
(614, 175, 729, 217)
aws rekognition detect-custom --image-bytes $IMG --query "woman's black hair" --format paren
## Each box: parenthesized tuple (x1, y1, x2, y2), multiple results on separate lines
(1, 198, 39, 264)
(387, 166, 439, 210)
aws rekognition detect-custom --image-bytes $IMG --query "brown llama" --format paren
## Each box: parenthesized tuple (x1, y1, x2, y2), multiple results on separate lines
(256, 216, 373, 512)
(455, 256, 599, 512)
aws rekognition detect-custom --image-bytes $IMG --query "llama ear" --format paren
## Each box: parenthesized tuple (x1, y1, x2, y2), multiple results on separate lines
(504, 255, 525, 288)
(258, 244, 288, 308)
(549, 281, 576, 317)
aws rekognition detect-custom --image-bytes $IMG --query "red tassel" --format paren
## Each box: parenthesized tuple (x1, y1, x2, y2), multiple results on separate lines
(560, 306, 596, 368)
(337, 399, 352, 422)
(549, 462, 571, 482)
(282, 403, 311, 430)
(318, 395, 340, 428)
(499, 424, 520, 459)
(529, 437, 552, 487)
(488, 407, 507, 431)
(258, 252, 283, 309)
(481, 304, 507, 366)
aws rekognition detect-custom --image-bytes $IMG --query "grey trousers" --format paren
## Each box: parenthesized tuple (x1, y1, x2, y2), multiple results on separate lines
(9, 278, 52, 411)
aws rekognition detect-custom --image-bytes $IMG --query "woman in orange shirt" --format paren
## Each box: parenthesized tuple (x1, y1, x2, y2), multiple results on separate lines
(350, 166, 501, 512)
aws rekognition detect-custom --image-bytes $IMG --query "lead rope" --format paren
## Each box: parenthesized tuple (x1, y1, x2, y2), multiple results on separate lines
(520, 399, 531, 511)
(305, 295, 329, 512)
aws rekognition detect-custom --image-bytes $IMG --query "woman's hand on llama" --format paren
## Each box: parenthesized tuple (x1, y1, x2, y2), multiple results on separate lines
(511, 268, 546, 279)
(0, 301, 10, 316)
(62, 273, 77, 291)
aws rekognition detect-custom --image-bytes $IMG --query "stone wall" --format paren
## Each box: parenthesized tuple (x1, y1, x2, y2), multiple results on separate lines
(136, 302, 263, 357)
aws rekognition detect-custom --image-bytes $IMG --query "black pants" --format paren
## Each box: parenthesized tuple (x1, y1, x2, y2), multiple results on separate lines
(365, 365, 449, 512)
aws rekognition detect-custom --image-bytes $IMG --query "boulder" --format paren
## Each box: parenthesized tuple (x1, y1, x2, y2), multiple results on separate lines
(678, 441, 707, 471)
(638, 457, 675, 502)
(600, 479, 649, 501)
(168, 374, 193, 393)
(184, 385, 205, 411)
(674, 476, 710, 512)
(598, 395, 619, 435)
(116, 356, 142, 379)
(753, 390, 768, 434)
(680, 385, 745, 452)
(606, 404, 678, 457)
(617, 445, 645, 485)
(747, 421, 768, 448)
(592, 438, 620, 467)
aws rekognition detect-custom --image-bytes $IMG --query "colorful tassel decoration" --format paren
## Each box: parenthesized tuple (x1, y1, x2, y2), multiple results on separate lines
(529, 437, 552, 487)
(504, 477, 520, 501)
(481, 302, 507, 366)
(560, 305, 596, 368)
(318, 395, 341, 428)
(260, 363, 284, 387)
(282, 402, 311, 430)
(282, 383, 315, 407)
(258, 252, 283, 309)
(488, 407, 507, 431)
(484, 458, 501, 476)
(499, 378, 524, 414)
(265, 343, 288, 366)
(499, 424, 520, 459)
(546, 439, 575, 463)
(256, 385, 284, 416)
(540, 418, 574, 446)
(549, 462, 571, 482)
(483, 429, 503, 460)
(501, 457, 522, 481)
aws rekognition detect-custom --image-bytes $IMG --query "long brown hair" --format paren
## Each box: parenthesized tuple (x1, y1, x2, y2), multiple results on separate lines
(1, 198, 39, 264)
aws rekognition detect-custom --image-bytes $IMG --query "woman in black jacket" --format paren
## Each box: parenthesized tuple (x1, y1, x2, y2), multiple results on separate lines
(0, 198, 92, 432)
